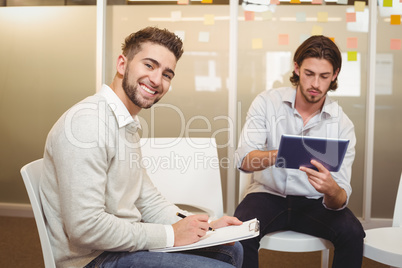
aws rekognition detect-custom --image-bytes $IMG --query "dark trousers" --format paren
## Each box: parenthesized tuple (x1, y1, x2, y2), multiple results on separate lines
(234, 192, 365, 268)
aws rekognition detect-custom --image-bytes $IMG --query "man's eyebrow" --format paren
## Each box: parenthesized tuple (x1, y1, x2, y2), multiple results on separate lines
(144, 57, 175, 77)
(304, 68, 331, 75)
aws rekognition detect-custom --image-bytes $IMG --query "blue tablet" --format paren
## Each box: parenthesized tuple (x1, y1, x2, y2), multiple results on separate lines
(274, 134, 350, 172)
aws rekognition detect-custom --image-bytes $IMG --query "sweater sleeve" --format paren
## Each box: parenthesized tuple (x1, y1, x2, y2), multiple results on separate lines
(44, 102, 176, 252)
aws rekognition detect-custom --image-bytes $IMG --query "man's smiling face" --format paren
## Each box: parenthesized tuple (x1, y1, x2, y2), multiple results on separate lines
(122, 42, 177, 109)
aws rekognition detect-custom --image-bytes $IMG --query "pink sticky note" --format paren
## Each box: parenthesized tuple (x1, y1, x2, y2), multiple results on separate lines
(278, 34, 289, 46)
(390, 39, 401, 50)
(346, 12, 356, 22)
(347, 37, 358, 49)
(244, 11, 255, 21)
(312, 0, 322, 4)
(270, 0, 280, 4)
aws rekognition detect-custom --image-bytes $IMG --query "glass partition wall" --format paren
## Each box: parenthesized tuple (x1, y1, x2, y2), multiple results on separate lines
(1, 0, 401, 223)
(372, 0, 402, 219)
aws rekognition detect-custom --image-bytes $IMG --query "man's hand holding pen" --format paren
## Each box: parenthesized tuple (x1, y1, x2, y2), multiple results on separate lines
(172, 213, 243, 247)
(172, 214, 210, 246)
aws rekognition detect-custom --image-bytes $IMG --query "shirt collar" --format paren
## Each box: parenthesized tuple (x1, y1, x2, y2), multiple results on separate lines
(282, 87, 338, 118)
(97, 84, 141, 129)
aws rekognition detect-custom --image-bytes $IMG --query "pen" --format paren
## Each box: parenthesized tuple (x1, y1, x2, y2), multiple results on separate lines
(176, 212, 214, 231)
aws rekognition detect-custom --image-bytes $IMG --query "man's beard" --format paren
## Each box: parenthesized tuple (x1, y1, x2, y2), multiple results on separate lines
(299, 84, 327, 104)
(122, 68, 161, 109)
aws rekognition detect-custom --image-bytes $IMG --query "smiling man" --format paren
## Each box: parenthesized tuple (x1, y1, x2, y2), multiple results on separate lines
(40, 27, 243, 268)
(234, 35, 365, 268)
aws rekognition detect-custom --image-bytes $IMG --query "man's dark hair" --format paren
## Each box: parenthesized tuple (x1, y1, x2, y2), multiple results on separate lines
(122, 27, 184, 62)
(290, 35, 342, 91)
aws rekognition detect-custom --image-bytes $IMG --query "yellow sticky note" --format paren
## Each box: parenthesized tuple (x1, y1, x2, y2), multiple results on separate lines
(346, 12, 356, 22)
(252, 38, 263, 49)
(201, 0, 213, 3)
(278, 34, 289, 45)
(383, 0, 392, 7)
(290, 0, 301, 3)
(177, 0, 189, 4)
(354, 1, 366, 12)
(329, 37, 335, 42)
(204, 14, 215, 25)
(347, 51, 357, 61)
(317, 12, 328, 22)
(390, 15, 401, 25)
(390, 39, 401, 50)
(244, 11, 255, 21)
(347, 37, 358, 49)
(311, 25, 323, 35)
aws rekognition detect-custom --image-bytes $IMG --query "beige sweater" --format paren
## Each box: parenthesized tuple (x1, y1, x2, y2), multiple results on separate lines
(40, 87, 182, 268)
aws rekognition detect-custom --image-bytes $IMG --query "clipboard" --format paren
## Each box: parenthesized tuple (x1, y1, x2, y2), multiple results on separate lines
(150, 218, 260, 252)
(275, 134, 349, 172)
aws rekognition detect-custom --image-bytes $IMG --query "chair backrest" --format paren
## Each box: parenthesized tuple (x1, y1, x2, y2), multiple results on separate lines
(239, 171, 252, 202)
(392, 172, 402, 227)
(20, 159, 56, 268)
(140, 137, 224, 219)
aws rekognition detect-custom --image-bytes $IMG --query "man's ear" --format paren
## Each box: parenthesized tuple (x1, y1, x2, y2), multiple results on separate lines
(116, 54, 127, 76)
(294, 62, 300, 76)
(332, 68, 340, 81)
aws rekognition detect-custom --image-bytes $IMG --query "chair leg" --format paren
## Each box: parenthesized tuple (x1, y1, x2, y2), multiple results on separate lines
(320, 248, 330, 268)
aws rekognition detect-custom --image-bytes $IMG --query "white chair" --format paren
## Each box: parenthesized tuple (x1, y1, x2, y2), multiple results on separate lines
(20, 159, 56, 268)
(140, 137, 224, 219)
(239, 172, 333, 268)
(363, 172, 402, 267)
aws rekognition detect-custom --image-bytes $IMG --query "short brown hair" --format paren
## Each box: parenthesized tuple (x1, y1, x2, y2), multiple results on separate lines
(122, 27, 184, 62)
(289, 35, 342, 91)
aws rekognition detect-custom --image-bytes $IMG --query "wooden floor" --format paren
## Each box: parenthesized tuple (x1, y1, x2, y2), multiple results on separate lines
(0, 216, 388, 267)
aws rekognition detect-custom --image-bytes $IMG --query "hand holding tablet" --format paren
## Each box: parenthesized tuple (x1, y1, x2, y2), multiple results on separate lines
(274, 134, 349, 172)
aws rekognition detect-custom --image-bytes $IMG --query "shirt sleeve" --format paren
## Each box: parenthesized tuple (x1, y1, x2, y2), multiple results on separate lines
(236, 94, 270, 170)
(164, 225, 175, 247)
(321, 108, 356, 210)
(329, 121, 356, 210)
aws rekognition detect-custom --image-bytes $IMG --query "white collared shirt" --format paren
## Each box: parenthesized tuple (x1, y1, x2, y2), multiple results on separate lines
(236, 87, 356, 210)
(97, 84, 175, 247)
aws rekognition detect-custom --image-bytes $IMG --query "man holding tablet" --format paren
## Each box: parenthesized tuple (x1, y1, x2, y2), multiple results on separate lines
(234, 35, 365, 268)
